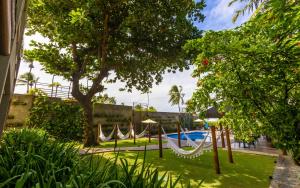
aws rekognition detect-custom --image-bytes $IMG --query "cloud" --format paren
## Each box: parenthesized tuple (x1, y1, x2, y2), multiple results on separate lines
(196, 0, 251, 31)
(16, 1, 252, 112)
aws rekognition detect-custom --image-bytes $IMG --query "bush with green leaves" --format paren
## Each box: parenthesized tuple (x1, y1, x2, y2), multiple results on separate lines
(26, 95, 85, 141)
(0, 128, 181, 187)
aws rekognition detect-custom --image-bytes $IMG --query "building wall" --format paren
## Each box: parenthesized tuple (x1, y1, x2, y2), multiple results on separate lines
(0, 0, 28, 135)
(6, 94, 33, 127)
(6, 94, 194, 134)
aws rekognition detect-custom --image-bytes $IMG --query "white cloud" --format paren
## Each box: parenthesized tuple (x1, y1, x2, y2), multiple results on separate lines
(197, 0, 251, 31)
(15, 1, 252, 112)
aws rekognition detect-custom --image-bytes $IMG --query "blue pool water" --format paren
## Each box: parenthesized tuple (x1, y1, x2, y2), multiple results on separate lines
(167, 131, 207, 141)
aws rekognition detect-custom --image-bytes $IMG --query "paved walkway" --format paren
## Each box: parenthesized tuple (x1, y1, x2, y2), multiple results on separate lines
(270, 155, 300, 188)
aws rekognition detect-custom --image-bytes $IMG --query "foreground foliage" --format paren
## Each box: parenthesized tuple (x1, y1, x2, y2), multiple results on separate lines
(26, 95, 85, 141)
(0, 128, 179, 187)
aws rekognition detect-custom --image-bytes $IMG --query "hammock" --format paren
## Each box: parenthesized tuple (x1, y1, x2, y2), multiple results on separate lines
(180, 127, 209, 148)
(99, 123, 150, 141)
(117, 124, 132, 140)
(162, 127, 210, 159)
(135, 124, 149, 138)
(180, 127, 223, 149)
(163, 128, 223, 159)
(98, 124, 116, 141)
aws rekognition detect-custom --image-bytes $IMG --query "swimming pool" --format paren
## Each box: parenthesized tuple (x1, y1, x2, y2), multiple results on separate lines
(167, 131, 207, 141)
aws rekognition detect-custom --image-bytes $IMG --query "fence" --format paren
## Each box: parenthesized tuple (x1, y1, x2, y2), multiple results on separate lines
(16, 82, 72, 99)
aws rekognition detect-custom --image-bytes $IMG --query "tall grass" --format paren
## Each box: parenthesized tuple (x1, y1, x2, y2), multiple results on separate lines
(0, 128, 180, 187)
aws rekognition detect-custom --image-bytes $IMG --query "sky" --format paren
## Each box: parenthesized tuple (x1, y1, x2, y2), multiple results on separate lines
(15, 0, 251, 112)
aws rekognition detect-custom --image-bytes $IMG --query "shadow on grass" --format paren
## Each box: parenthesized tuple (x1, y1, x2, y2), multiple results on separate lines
(103, 149, 276, 188)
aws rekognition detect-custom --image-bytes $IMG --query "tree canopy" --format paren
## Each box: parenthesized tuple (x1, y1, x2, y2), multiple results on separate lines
(24, 0, 205, 146)
(185, 0, 300, 160)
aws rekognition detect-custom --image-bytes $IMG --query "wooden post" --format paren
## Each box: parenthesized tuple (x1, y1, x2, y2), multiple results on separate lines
(114, 125, 118, 149)
(220, 124, 226, 148)
(158, 123, 163, 158)
(133, 123, 136, 144)
(148, 124, 151, 143)
(225, 127, 234, 163)
(177, 122, 181, 148)
(129, 123, 132, 139)
(98, 124, 101, 145)
(211, 126, 221, 174)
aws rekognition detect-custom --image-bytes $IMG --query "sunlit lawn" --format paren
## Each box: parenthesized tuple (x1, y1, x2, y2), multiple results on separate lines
(103, 149, 276, 188)
(96, 137, 166, 148)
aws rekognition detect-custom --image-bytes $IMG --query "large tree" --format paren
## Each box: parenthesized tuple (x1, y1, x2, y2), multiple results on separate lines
(25, 0, 205, 146)
(185, 0, 300, 160)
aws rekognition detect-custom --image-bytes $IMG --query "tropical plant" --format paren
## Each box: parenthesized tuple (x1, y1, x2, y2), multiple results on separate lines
(229, 0, 264, 22)
(148, 106, 157, 112)
(134, 104, 156, 112)
(26, 95, 85, 141)
(17, 72, 39, 93)
(24, 0, 205, 146)
(0, 128, 181, 187)
(92, 94, 116, 104)
(168, 85, 185, 112)
(48, 82, 61, 97)
(134, 104, 144, 111)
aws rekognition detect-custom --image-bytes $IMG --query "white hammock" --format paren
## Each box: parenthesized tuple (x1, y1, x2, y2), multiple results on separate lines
(180, 127, 209, 148)
(117, 124, 132, 140)
(163, 128, 223, 159)
(99, 123, 151, 142)
(163, 127, 210, 159)
(135, 124, 149, 138)
(98, 124, 116, 141)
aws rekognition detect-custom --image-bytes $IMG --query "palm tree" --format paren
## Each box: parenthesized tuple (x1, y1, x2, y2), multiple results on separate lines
(168, 85, 185, 112)
(17, 72, 39, 93)
(48, 82, 61, 97)
(229, 0, 264, 22)
(92, 94, 116, 104)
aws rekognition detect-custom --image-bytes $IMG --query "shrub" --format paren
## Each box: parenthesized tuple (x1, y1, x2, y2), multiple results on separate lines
(0, 128, 180, 187)
(26, 96, 84, 141)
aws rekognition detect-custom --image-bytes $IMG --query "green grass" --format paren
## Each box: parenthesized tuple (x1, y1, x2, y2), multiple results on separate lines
(96, 137, 166, 148)
(103, 149, 276, 188)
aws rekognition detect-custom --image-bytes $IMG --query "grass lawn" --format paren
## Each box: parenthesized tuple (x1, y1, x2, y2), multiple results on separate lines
(96, 137, 166, 148)
(103, 149, 276, 188)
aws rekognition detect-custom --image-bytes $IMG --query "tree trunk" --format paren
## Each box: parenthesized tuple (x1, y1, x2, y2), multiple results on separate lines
(81, 100, 98, 147)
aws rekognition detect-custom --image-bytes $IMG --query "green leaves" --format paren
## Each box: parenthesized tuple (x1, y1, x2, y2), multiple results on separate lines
(69, 8, 87, 25)
(0, 129, 180, 187)
(26, 96, 85, 141)
(168, 85, 185, 112)
(186, 1, 300, 160)
(25, 0, 205, 145)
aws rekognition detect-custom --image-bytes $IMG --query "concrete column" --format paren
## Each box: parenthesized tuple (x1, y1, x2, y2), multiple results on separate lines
(0, 0, 12, 55)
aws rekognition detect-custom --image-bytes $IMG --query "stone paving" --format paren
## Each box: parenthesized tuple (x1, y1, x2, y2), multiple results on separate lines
(270, 155, 300, 188)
